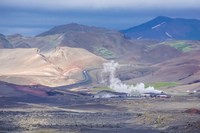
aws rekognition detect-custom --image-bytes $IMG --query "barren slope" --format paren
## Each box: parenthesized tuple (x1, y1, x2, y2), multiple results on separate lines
(6, 34, 64, 52)
(123, 52, 200, 92)
(116, 44, 184, 65)
(0, 34, 12, 48)
(36, 23, 142, 59)
(0, 47, 106, 87)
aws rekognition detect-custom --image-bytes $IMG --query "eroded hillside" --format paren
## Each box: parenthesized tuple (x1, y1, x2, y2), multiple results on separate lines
(0, 47, 106, 87)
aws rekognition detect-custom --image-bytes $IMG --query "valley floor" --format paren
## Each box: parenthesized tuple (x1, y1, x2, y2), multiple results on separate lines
(0, 92, 200, 133)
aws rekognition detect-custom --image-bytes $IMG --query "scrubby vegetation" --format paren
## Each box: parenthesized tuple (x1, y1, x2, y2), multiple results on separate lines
(151, 40, 200, 52)
(129, 82, 180, 89)
(91, 82, 180, 93)
(145, 82, 181, 89)
(91, 86, 112, 91)
(94, 47, 115, 58)
(162, 41, 192, 52)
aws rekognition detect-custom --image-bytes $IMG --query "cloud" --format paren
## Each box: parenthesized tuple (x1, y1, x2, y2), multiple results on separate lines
(1, 0, 200, 10)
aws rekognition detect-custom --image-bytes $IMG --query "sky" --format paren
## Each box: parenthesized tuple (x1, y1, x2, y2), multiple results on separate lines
(1, 0, 200, 37)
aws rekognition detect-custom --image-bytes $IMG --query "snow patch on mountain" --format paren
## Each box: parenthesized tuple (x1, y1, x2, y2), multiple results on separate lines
(152, 22, 166, 29)
(165, 32, 172, 38)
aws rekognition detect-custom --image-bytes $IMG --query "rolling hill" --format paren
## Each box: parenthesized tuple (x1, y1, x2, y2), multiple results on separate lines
(122, 16, 200, 41)
(33, 23, 186, 63)
(36, 23, 136, 58)
(1, 21, 200, 93)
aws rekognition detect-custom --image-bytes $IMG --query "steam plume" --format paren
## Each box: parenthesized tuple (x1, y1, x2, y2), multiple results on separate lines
(101, 61, 162, 94)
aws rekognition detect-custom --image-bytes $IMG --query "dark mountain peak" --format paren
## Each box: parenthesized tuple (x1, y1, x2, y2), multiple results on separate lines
(144, 16, 173, 27)
(68, 22, 79, 25)
(149, 16, 173, 25)
(153, 16, 173, 21)
(36, 23, 109, 37)
(53, 23, 90, 31)
(122, 16, 200, 41)
(122, 16, 173, 33)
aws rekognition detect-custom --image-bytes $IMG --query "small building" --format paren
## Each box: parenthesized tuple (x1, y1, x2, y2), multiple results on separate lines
(156, 94, 171, 98)
(127, 93, 141, 98)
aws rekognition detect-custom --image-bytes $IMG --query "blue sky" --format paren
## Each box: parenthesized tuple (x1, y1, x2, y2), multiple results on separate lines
(1, 0, 200, 37)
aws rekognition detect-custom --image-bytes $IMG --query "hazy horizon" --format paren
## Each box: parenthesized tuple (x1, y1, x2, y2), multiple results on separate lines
(1, 0, 200, 36)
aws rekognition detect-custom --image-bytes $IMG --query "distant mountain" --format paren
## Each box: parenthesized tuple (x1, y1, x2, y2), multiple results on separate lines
(122, 16, 200, 41)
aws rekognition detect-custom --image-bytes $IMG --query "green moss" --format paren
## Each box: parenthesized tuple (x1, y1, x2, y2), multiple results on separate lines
(130, 82, 180, 89)
(94, 47, 115, 58)
(91, 82, 180, 92)
(156, 116, 165, 123)
(91, 86, 112, 91)
(145, 82, 180, 89)
(150, 41, 194, 52)
(38, 34, 59, 39)
(166, 42, 192, 52)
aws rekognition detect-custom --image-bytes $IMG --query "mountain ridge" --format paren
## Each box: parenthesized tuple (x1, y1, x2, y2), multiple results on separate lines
(36, 23, 113, 37)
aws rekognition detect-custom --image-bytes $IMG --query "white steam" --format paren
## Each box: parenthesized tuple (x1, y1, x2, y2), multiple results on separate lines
(101, 61, 162, 94)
